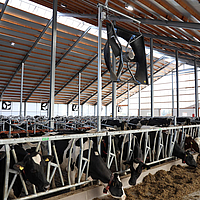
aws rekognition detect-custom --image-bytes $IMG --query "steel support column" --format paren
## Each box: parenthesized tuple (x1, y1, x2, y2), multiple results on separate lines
(172, 71, 175, 116)
(49, 0, 57, 129)
(150, 38, 154, 117)
(20, 63, 24, 119)
(112, 52, 117, 119)
(138, 85, 141, 116)
(176, 50, 179, 117)
(194, 59, 199, 117)
(67, 104, 69, 116)
(24, 102, 26, 117)
(127, 83, 130, 117)
(81, 105, 83, 116)
(97, 5, 102, 131)
(78, 73, 81, 117)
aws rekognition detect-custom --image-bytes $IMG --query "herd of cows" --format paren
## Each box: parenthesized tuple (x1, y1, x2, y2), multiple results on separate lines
(0, 116, 200, 199)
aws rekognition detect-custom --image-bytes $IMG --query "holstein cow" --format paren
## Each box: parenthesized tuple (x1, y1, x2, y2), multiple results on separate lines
(116, 135, 150, 186)
(138, 120, 197, 168)
(0, 145, 53, 199)
(54, 138, 126, 200)
(94, 134, 149, 186)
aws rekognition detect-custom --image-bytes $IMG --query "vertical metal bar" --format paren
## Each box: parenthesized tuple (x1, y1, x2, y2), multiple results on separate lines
(3, 144, 10, 200)
(20, 63, 24, 119)
(176, 50, 179, 117)
(67, 104, 69, 116)
(194, 59, 199, 117)
(172, 71, 174, 116)
(47, 140, 52, 182)
(150, 38, 154, 117)
(78, 138, 83, 183)
(49, 0, 57, 129)
(138, 85, 141, 116)
(106, 135, 111, 168)
(112, 51, 117, 119)
(97, 5, 102, 132)
(8, 118, 11, 138)
(78, 73, 81, 117)
(52, 142, 65, 186)
(127, 83, 130, 117)
(81, 105, 83, 116)
(24, 101, 26, 118)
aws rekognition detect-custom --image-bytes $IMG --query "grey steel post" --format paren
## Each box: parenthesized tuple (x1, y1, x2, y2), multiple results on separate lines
(150, 38, 154, 117)
(138, 84, 141, 116)
(81, 104, 83, 116)
(24, 101, 26, 118)
(112, 52, 116, 119)
(8, 118, 11, 138)
(67, 104, 69, 116)
(127, 83, 130, 117)
(49, 0, 57, 129)
(20, 63, 24, 119)
(172, 71, 174, 116)
(78, 73, 81, 117)
(3, 144, 10, 200)
(194, 59, 199, 117)
(176, 50, 179, 117)
(97, 5, 103, 131)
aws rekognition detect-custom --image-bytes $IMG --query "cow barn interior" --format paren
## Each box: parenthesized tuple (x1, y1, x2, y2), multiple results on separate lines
(0, 0, 200, 199)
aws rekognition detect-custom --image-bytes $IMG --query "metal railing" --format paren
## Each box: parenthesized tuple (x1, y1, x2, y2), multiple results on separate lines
(0, 124, 199, 200)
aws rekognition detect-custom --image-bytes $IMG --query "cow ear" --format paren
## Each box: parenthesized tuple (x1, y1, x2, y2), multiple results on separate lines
(42, 155, 53, 162)
(0, 151, 5, 161)
(13, 161, 25, 171)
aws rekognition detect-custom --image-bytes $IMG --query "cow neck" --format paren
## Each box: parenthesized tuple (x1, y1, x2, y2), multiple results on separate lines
(103, 173, 114, 194)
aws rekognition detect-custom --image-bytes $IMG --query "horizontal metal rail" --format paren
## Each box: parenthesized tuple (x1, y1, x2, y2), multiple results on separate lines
(1, 124, 200, 200)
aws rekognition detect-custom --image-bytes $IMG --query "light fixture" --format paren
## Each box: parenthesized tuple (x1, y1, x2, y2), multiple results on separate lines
(125, 4, 133, 11)
(11, 42, 15, 46)
(61, 3, 67, 8)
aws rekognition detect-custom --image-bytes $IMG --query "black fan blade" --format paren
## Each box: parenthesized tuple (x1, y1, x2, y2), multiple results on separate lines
(106, 23, 121, 57)
(130, 35, 148, 85)
(104, 42, 118, 81)
(117, 29, 148, 85)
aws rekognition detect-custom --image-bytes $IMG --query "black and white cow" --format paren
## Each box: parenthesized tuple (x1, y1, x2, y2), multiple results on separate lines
(0, 145, 53, 199)
(139, 122, 197, 168)
(54, 138, 126, 200)
(117, 135, 150, 186)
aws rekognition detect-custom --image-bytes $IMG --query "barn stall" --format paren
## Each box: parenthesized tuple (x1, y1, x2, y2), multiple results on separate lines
(0, 0, 200, 199)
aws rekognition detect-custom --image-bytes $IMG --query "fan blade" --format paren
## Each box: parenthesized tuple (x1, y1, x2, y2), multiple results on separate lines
(106, 23, 121, 57)
(130, 35, 148, 85)
(117, 29, 148, 85)
(104, 42, 119, 82)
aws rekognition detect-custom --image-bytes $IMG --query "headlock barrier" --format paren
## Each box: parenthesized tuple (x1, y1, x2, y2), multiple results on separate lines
(0, 124, 199, 200)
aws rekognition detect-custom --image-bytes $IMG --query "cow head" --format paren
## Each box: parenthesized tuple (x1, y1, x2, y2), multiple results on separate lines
(104, 173, 126, 200)
(183, 151, 197, 168)
(13, 152, 53, 192)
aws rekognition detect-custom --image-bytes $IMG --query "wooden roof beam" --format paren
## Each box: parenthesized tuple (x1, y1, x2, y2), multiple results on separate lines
(24, 26, 92, 102)
(0, 17, 53, 99)
(174, 0, 200, 22)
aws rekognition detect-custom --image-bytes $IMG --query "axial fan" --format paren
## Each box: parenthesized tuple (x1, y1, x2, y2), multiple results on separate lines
(104, 22, 148, 85)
